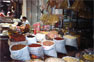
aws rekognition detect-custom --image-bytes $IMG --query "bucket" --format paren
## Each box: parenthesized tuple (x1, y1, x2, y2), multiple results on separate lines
(28, 43, 44, 59)
(42, 40, 57, 57)
(53, 37, 67, 54)
(26, 35, 37, 45)
(9, 44, 30, 61)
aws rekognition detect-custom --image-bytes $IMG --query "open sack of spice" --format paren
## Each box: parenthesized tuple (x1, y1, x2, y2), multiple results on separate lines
(8, 33, 27, 45)
(46, 30, 61, 40)
(53, 37, 67, 54)
(25, 59, 44, 62)
(9, 44, 30, 61)
(42, 40, 57, 57)
(28, 43, 44, 59)
(42, 25, 50, 31)
(26, 34, 37, 45)
(45, 57, 65, 62)
(62, 56, 80, 62)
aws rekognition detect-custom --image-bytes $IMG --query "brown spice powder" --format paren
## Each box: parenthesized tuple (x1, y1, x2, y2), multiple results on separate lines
(11, 44, 26, 50)
(43, 41, 54, 46)
(29, 44, 41, 47)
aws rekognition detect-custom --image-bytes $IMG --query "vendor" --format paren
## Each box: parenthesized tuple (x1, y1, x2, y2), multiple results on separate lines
(21, 16, 30, 26)
(21, 16, 30, 32)
(17, 16, 30, 33)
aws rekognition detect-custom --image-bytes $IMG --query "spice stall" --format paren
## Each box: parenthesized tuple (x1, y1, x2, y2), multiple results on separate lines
(0, 17, 93, 62)
(0, 0, 93, 62)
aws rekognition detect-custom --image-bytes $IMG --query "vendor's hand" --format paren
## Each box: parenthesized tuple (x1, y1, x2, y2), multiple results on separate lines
(17, 26, 25, 30)
(20, 26, 25, 29)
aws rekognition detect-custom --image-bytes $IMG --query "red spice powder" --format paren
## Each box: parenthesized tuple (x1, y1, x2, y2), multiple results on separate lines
(54, 37, 64, 40)
(29, 44, 41, 47)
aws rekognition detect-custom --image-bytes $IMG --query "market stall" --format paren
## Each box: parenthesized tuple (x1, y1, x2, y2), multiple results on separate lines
(0, 0, 93, 62)
(0, 16, 93, 62)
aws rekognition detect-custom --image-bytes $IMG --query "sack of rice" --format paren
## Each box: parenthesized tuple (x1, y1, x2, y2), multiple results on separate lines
(63, 35, 78, 48)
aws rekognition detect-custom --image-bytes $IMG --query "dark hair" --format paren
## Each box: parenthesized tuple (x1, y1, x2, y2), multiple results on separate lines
(9, 12, 13, 16)
(22, 16, 27, 19)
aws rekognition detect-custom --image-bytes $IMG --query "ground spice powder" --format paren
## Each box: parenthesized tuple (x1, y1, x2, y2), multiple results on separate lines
(11, 44, 26, 50)
(29, 44, 41, 47)
(54, 37, 64, 40)
(43, 41, 54, 46)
